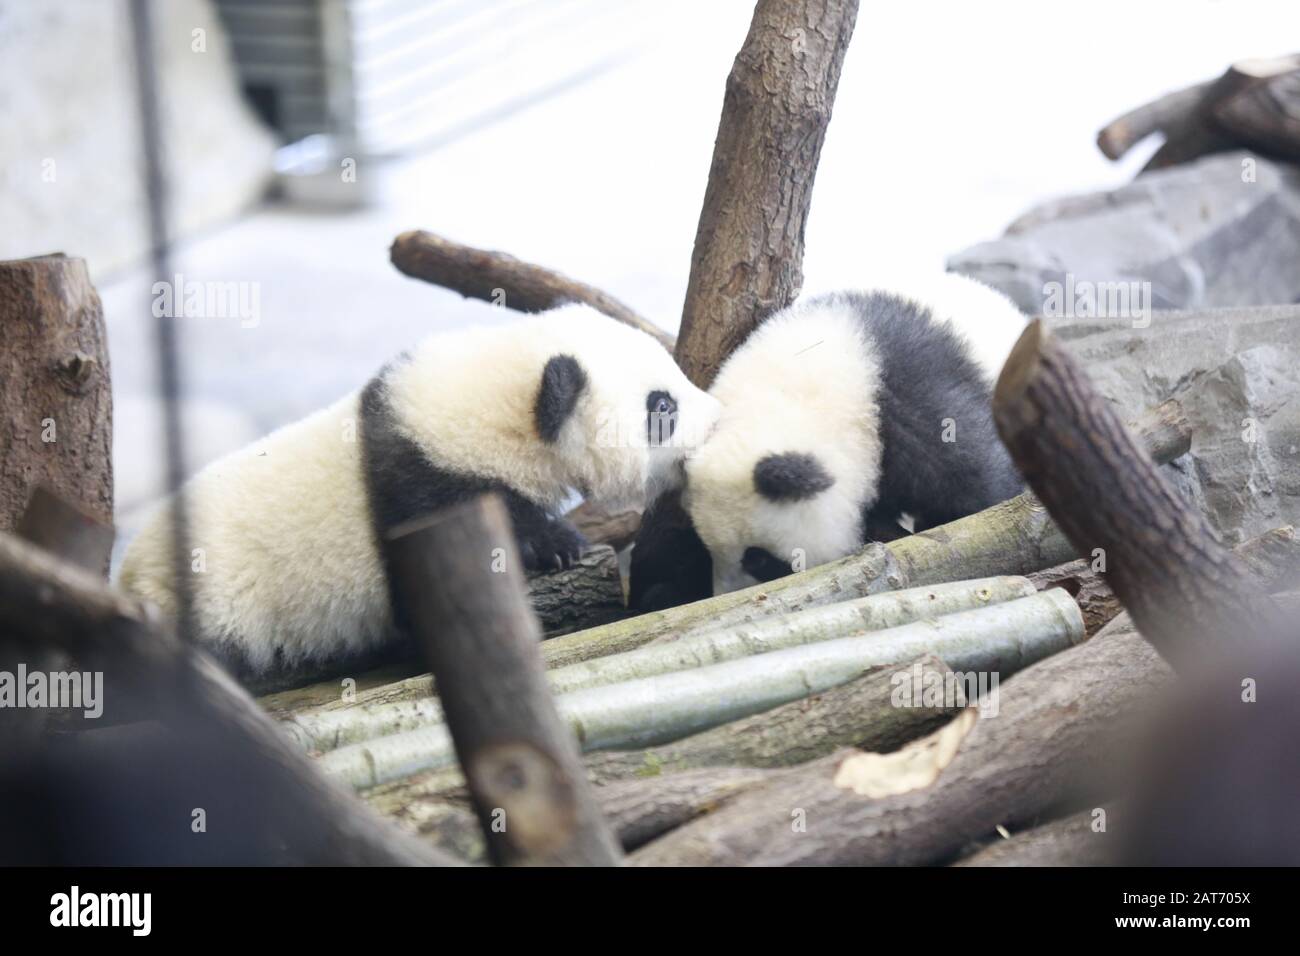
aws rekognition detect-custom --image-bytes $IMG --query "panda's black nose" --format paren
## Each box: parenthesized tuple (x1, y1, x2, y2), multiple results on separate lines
(742, 546, 794, 583)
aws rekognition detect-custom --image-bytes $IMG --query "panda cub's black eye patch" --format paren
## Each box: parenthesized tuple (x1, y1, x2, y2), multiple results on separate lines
(753, 452, 835, 502)
(646, 390, 677, 445)
(536, 354, 588, 442)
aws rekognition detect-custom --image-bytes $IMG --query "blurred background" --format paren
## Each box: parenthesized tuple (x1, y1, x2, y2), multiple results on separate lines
(0, 0, 1296, 543)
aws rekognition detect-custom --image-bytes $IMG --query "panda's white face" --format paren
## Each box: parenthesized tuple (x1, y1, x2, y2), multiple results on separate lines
(386, 306, 718, 513)
(683, 301, 884, 594)
(542, 307, 722, 510)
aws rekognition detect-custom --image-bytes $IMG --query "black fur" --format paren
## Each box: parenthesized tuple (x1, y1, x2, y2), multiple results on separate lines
(646, 390, 677, 445)
(535, 354, 587, 443)
(626, 489, 712, 612)
(741, 546, 793, 583)
(753, 452, 835, 502)
(839, 290, 1023, 534)
(360, 366, 586, 580)
(628, 290, 1023, 612)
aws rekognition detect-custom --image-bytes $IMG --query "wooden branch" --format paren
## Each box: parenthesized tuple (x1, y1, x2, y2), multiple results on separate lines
(954, 809, 1120, 867)
(0, 255, 113, 543)
(1096, 81, 1211, 159)
(674, 0, 859, 386)
(15, 486, 115, 576)
(382, 494, 621, 866)
(390, 230, 673, 350)
(0, 530, 452, 865)
(1097, 55, 1300, 168)
(630, 621, 1172, 866)
(994, 320, 1285, 670)
(1028, 525, 1300, 638)
(545, 399, 1189, 669)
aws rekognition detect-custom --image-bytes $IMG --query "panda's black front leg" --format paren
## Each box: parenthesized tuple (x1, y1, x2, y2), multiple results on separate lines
(504, 494, 588, 572)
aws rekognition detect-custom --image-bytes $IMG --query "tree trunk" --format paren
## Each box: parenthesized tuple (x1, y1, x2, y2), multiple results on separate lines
(674, 0, 860, 387)
(0, 255, 113, 553)
(382, 494, 622, 866)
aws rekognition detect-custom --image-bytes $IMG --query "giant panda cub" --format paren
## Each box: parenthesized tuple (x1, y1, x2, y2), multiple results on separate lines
(120, 305, 720, 686)
(629, 275, 1027, 609)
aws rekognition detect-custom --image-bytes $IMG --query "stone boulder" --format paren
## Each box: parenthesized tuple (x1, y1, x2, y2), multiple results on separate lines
(950, 151, 1300, 316)
(1053, 306, 1300, 545)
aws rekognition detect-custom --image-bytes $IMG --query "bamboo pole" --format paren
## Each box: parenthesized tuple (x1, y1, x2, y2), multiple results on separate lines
(320, 589, 1083, 788)
(284, 576, 1033, 752)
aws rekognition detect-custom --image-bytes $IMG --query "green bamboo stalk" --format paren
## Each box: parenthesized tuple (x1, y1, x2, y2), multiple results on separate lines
(285, 576, 1034, 752)
(319, 588, 1083, 788)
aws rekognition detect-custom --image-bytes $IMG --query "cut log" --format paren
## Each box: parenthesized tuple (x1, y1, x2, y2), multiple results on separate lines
(629, 621, 1171, 866)
(0, 256, 113, 547)
(390, 230, 672, 350)
(283, 576, 1031, 752)
(994, 320, 1286, 669)
(15, 486, 115, 576)
(674, 0, 860, 387)
(318, 589, 1082, 787)
(1026, 524, 1300, 637)
(954, 809, 1120, 867)
(0, 530, 451, 866)
(381, 495, 621, 866)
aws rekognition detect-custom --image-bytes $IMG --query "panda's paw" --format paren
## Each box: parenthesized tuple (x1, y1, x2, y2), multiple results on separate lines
(518, 517, 588, 573)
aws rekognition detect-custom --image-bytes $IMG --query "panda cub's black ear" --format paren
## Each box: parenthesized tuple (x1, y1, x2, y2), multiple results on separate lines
(535, 354, 588, 442)
(753, 452, 835, 502)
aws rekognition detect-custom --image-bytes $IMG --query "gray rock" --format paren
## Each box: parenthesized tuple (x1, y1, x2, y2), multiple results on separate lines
(949, 151, 1300, 317)
(1053, 306, 1300, 545)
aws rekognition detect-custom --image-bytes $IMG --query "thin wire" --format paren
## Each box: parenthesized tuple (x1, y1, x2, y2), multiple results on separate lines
(128, 0, 194, 647)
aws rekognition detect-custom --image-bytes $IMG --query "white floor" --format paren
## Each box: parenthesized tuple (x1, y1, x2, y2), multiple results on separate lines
(99, 0, 1297, 525)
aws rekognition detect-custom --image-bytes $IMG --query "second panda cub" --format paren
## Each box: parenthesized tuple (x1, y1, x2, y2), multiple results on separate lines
(630, 276, 1026, 606)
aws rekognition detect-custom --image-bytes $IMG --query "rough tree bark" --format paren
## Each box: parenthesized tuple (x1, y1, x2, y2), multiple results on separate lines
(1026, 525, 1299, 638)
(0, 255, 113, 548)
(993, 320, 1286, 669)
(390, 230, 673, 349)
(674, 0, 860, 387)
(629, 624, 1172, 866)
(382, 494, 622, 866)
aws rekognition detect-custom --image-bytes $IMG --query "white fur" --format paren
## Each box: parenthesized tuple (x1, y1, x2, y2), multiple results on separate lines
(119, 307, 718, 674)
(684, 301, 882, 595)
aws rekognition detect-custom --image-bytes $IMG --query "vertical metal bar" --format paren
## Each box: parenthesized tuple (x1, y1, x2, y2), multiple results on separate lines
(128, 0, 194, 645)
